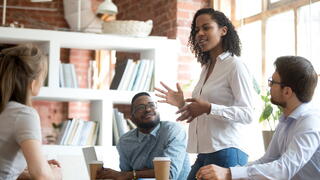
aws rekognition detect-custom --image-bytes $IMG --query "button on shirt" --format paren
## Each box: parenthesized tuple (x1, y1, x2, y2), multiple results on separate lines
(231, 103, 320, 180)
(117, 121, 190, 180)
(188, 52, 254, 153)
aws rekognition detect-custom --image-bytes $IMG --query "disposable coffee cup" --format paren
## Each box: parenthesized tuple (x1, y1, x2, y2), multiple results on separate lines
(89, 160, 103, 180)
(153, 157, 171, 180)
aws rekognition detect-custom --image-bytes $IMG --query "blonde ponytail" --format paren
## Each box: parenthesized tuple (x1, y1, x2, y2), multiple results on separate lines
(0, 44, 47, 112)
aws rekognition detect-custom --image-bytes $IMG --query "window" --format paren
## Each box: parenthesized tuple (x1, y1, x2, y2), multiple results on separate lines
(238, 21, 262, 84)
(265, 11, 295, 78)
(297, 2, 320, 72)
(221, 0, 320, 89)
(235, 0, 261, 19)
(213, 0, 320, 159)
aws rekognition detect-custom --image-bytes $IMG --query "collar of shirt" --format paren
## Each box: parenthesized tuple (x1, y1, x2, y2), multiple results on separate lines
(217, 51, 231, 61)
(136, 123, 161, 142)
(279, 103, 308, 123)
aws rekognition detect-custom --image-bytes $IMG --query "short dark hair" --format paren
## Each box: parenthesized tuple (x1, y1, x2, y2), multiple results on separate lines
(188, 8, 241, 65)
(130, 92, 151, 112)
(274, 56, 318, 102)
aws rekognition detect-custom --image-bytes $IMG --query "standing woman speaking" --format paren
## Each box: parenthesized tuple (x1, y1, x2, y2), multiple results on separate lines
(155, 8, 254, 180)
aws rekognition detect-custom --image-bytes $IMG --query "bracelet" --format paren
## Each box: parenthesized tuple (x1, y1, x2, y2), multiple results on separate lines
(132, 170, 137, 180)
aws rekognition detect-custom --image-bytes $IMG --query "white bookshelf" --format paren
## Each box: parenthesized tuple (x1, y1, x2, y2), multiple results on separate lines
(0, 27, 178, 179)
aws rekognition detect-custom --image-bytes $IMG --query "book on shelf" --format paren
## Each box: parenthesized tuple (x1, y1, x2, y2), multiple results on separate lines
(94, 50, 116, 90)
(59, 63, 65, 88)
(60, 118, 75, 145)
(78, 121, 94, 146)
(70, 120, 84, 145)
(109, 59, 154, 91)
(120, 116, 128, 134)
(55, 120, 70, 144)
(56, 119, 99, 146)
(142, 60, 154, 91)
(131, 60, 148, 91)
(91, 60, 99, 89)
(65, 118, 80, 145)
(113, 109, 126, 137)
(112, 114, 120, 145)
(87, 60, 94, 89)
(110, 59, 128, 90)
(127, 60, 142, 91)
(136, 60, 151, 91)
(126, 119, 137, 129)
(86, 121, 98, 146)
(91, 121, 99, 146)
(60, 63, 78, 88)
(149, 72, 155, 91)
(112, 108, 134, 145)
(70, 63, 78, 88)
(117, 59, 135, 90)
(121, 60, 139, 90)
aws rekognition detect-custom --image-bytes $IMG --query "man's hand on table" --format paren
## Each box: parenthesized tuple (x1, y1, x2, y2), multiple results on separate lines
(96, 168, 131, 180)
(196, 164, 232, 180)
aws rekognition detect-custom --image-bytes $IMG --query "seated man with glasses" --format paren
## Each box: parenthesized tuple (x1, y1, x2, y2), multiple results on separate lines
(97, 92, 190, 180)
(195, 56, 320, 180)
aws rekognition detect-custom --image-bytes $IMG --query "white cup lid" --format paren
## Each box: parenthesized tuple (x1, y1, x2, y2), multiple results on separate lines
(89, 160, 104, 164)
(153, 157, 171, 161)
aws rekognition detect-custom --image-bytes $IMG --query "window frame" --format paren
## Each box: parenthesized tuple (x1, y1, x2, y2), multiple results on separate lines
(212, 0, 320, 85)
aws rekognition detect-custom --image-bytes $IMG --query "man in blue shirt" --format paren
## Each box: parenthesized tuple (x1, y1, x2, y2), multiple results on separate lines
(195, 56, 320, 180)
(97, 92, 190, 180)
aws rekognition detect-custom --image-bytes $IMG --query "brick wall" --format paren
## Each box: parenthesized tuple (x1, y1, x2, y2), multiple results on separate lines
(176, 0, 209, 97)
(0, 0, 67, 29)
(113, 0, 177, 39)
(0, 0, 93, 143)
(0, 0, 210, 142)
(113, 0, 210, 100)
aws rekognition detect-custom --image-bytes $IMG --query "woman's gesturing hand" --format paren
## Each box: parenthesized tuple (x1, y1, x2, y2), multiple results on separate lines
(155, 81, 185, 108)
(176, 98, 211, 123)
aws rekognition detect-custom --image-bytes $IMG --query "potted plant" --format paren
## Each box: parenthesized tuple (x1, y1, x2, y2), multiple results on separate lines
(259, 91, 282, 150)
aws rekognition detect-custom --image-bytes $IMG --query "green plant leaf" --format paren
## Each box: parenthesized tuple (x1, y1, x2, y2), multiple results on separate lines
(259, 104, 273, 123)
(261, 95, 270, 103)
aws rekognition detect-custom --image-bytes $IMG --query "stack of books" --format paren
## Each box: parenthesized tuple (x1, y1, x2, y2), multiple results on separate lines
(110, 59, 154, 91)
(56, 118, 99, 146)
(113, 108, 136, 145)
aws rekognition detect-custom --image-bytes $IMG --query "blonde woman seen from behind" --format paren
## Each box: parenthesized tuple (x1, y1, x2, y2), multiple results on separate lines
(0, 44, 62, 180)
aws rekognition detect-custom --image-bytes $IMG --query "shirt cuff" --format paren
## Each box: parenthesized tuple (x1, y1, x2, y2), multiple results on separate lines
(230, 166, 248, 179)
(210, 103, 223, 115)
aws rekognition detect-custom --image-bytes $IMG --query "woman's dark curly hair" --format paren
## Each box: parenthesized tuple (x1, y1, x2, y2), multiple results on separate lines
(188, 8, 241, 65)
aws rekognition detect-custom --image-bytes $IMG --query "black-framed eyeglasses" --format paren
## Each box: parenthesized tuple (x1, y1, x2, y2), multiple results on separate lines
(132, 102, 157, 114)
(268, 78, 282, 87)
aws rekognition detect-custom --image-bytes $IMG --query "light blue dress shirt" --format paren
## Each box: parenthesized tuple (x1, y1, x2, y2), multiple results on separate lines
(117, 121, 190, 180)
(231, 103, 320, 180)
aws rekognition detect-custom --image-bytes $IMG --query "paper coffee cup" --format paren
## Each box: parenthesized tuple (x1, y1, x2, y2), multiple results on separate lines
(89, 160, 103, 180)
(153, 157, 171, 180)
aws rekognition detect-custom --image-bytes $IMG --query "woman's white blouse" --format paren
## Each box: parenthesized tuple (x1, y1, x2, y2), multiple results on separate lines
(187, 52, 254, 154)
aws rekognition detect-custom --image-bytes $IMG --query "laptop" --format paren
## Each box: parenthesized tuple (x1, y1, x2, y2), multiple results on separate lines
(82, 147, 99, 175)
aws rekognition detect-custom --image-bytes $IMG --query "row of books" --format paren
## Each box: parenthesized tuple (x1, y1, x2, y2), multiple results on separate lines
(88, 50, 116, 90)
(56, 118, 99, 146)
(110, 59, 154, 91)
(59, 63, 79, 88)
(113, 108, 136, 145)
